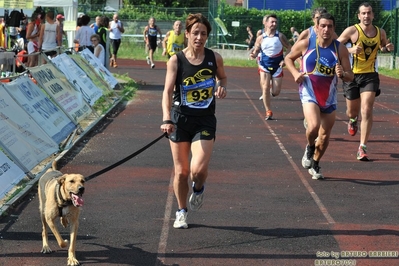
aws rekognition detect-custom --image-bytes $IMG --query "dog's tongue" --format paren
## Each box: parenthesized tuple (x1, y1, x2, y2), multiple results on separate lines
(71, 193, 84, 207)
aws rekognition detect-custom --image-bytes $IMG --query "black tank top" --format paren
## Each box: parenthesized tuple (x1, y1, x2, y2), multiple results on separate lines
(173, 48, 217, 116)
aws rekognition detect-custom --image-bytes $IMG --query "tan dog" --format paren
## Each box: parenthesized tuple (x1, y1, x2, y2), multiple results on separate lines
(38, 161, 85, 266)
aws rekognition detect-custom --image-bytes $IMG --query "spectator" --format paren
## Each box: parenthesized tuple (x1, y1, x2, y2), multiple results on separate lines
(91, 34, 105, 65)
(90, 16, 101, 32)
(245, 25, 255, 51)
(0, 18, 5, 48)
(109, 13, 124, 68)
(74, 15, 94, 52)
(38, 10, 62, 59)
(289, 27, 299, 43)
(19, 16, 28, 43)
(26, 12, 41, 67)
(56, 14, 67, 43)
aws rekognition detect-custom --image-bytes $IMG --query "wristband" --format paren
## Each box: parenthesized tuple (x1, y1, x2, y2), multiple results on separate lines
(163, 120, 174, 125)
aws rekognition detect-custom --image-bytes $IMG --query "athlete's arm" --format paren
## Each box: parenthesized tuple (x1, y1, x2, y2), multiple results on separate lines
(161, 54, 178, 125)
(337, 42, 354, 82)
(214, 52, 227, 99)
(379, 28, 394, 52)
(249, 34, 263, 59)
(284, 39, 308, 83)
(296, 28, 309, 43)
(162, 31, 170, 56)
(338, 26, 360, 54)
(279, 33, 292, 55)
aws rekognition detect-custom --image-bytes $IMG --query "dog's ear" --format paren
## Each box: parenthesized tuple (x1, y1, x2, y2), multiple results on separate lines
(57, 175, 66, 185)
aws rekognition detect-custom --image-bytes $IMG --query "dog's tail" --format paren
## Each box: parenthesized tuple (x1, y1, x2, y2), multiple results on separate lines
(52, 160, 58, 171)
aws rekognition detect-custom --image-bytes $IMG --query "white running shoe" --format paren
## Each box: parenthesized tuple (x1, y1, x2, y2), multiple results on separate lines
(173, 210, 188, 229)
(259, 95, 263, 100)
(308, 165, 324, 180)
(302, 145, 314, 169)
(151, 63, 155, 69)
(146, 56, 150, 65)
(189, 184, 204, 211)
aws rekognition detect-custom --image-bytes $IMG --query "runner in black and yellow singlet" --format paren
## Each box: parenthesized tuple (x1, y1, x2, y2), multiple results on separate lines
(338, 2, 394, 161)
(162, 20, 186, 59)
(160, 13, 227, 229)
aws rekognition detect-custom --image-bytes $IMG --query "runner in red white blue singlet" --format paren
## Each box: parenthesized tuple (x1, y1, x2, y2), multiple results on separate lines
(285, 12, 354, 180)
(301, 37, 340, 112)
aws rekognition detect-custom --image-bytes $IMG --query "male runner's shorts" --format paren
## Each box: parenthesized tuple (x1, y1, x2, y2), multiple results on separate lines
(258, 65, 283, 78)
(343, 72, 380, 100)
(168, 109, 216, 143)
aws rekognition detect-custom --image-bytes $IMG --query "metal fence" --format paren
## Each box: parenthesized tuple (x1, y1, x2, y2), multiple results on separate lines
(78, 2, 398, 66)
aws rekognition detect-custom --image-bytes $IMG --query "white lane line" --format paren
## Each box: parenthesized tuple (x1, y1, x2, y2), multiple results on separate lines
(155, 171, 175, 266)
(238, 84, 336, 225)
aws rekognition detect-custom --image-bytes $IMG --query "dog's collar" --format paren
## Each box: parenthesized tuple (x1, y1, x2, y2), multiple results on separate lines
(55, 183, 73, 208)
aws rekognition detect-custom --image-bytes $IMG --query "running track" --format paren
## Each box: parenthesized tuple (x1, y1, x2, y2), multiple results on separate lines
(1, 58, 399, 266)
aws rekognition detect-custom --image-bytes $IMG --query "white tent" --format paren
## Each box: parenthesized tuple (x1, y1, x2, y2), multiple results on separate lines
(33, 0, 78, 48)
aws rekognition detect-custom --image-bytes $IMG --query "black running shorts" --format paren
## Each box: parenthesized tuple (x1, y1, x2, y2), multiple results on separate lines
(168, 110, 216, 143)
(343, 72, 380, 100)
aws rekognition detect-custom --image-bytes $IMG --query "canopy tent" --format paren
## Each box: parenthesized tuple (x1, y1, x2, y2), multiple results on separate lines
(33, 0, 78, 48)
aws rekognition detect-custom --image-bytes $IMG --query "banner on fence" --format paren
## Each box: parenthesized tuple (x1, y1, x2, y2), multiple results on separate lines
(79, 48, 118, 88)
(69, 54, 113, 93)
(4, 75, 76, 144)
(0, 151, 25, 200)
(29, 64, 92, 123)
(0, 87, 59, 171)
(52, 53, 103, 106)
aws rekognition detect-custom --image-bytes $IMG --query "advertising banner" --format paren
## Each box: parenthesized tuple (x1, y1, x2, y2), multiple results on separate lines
(29, 64, 92, 123)
(79, 48, 118, 88)
(0, 151, 25, 200)
(69, 54, 113, 93)
(4, 75, 76, 144)
(0, 88, 58, 170)
(52, 53, 103, 106)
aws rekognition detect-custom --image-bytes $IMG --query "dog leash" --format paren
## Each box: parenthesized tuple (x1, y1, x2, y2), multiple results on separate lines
(85, 133, 167, 181)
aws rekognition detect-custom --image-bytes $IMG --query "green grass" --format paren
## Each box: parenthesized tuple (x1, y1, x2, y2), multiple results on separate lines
(117, 41, 399, 78)
(378, 67, 399, 79)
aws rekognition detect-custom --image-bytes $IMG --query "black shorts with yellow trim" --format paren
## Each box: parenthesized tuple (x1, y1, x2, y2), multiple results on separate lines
(169, 109, 216, 143)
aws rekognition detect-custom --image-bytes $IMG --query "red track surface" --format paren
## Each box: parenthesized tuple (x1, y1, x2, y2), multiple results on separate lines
(1, 58, 399, 266)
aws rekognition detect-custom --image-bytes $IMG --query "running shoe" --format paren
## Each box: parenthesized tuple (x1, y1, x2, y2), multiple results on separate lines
(173, 209, 188, 229)
(357, 145, 369, 161)
(259, 95, 263, 100)
(302, 144, 315, 169)
(146, 56, 150, 65)
(265, 110, 273, 120)
(151, 63, 155, 69)
(189, 183, 204, 211)
(348, 117, 358, 136)
(308, 164, 324, 180)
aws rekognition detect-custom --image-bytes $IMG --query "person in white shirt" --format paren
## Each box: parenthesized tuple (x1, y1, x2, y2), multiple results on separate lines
(38, 10, 62, 58)
(109, 13, 124, 68)
(74, 15, 94, 52)
(91, 34, 105, 65)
